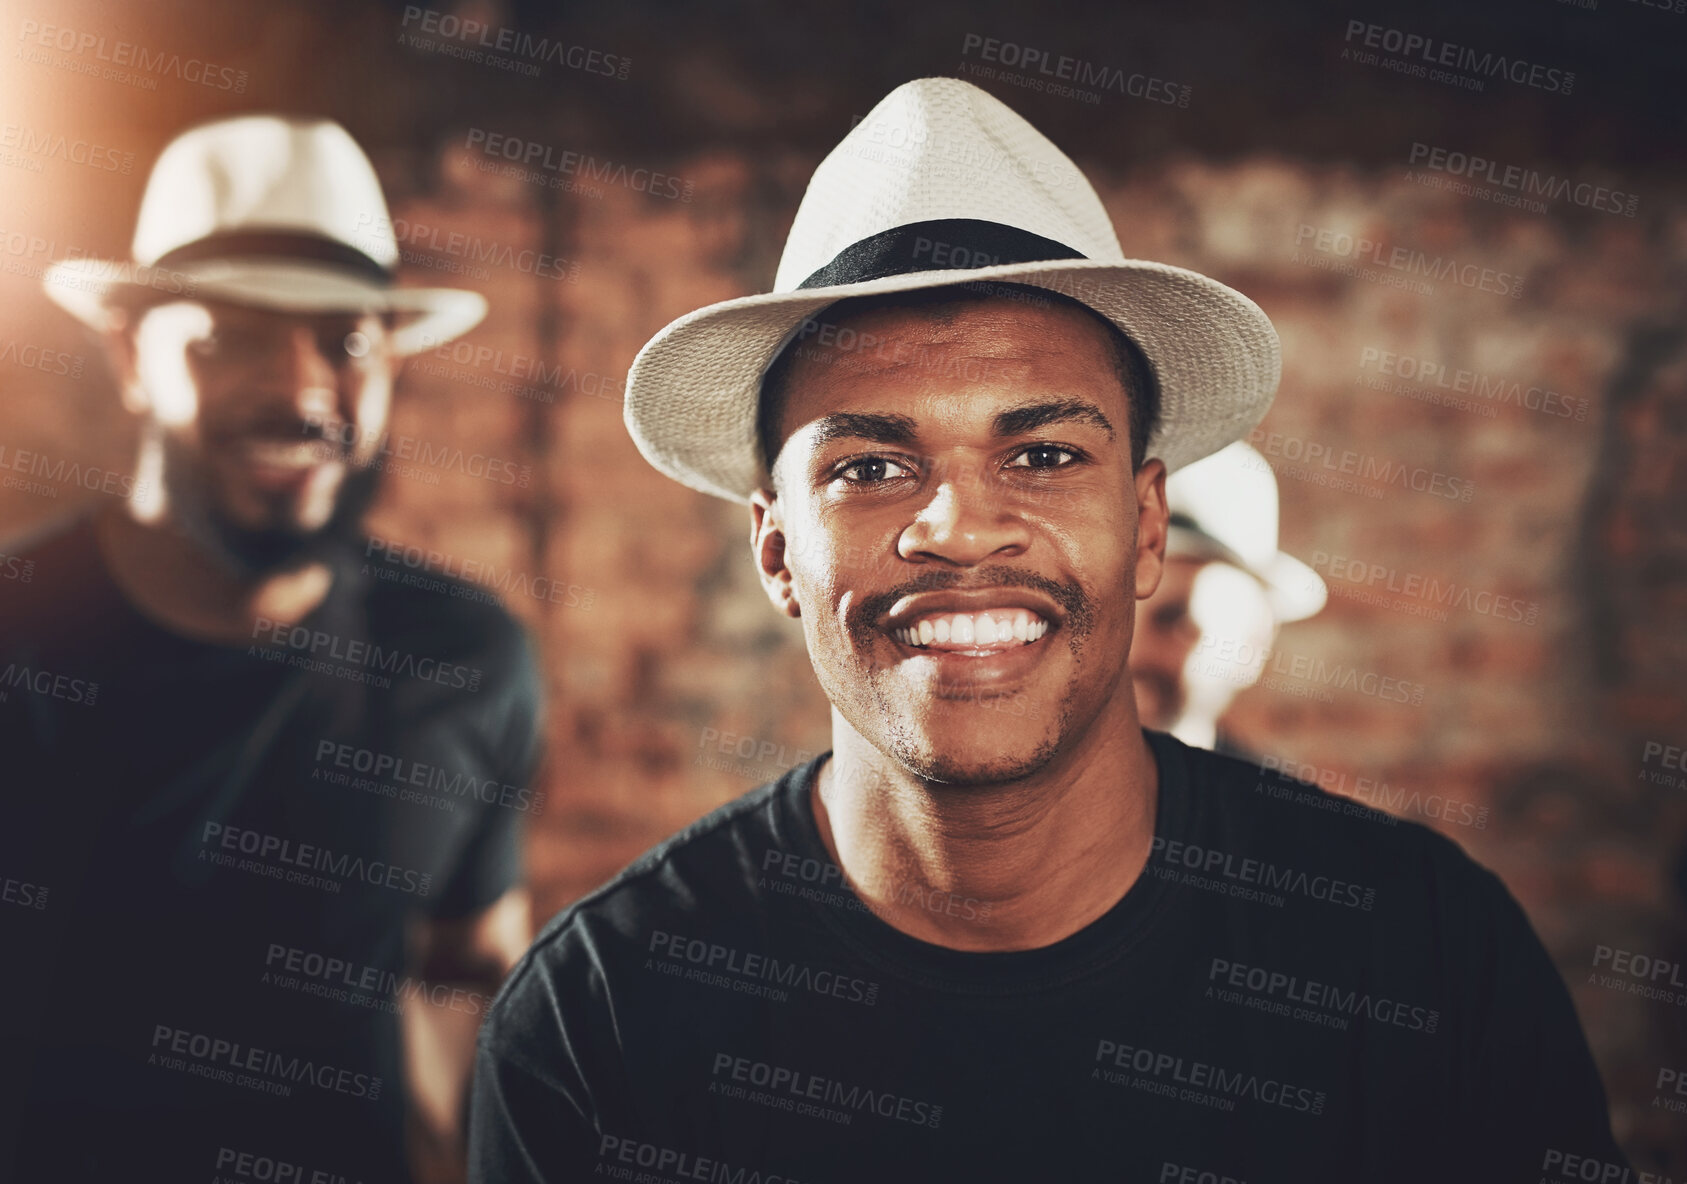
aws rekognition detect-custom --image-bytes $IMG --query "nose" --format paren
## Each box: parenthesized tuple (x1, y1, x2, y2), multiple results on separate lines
(259, 325, 342, 424)
(896, 465, 1033, 566)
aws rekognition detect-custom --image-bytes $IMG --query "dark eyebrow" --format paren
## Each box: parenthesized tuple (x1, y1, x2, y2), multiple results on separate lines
(809, 412, 920, 448)
(992, 400, 1115, 441)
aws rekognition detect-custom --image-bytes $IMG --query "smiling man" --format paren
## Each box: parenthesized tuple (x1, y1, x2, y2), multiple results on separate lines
(469, 78, 1627, 1182)
(0, 116, 542, 1182)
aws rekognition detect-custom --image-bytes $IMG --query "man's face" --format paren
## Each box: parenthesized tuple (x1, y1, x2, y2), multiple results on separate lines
(1130, 554, 1276, 733)
(751, 296, 1167, 785)
(118, 298, 398, 568)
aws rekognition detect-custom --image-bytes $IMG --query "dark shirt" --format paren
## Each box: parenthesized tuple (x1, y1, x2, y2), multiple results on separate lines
(0, 515, 544, 1183)
(469, 730, 1627, 1184)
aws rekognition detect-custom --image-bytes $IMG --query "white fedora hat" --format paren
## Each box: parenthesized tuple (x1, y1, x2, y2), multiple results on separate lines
(43, 114, 485, 356)
(623, 76, 1281, 503)
(1165, 441, 1326, 623)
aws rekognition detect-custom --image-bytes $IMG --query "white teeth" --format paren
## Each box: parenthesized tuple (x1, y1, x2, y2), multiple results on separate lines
(245, 440, 331, 467)
(892, 609, 1051, 650)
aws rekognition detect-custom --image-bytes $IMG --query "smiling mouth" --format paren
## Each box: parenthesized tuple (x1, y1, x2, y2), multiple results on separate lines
(891, 608, 1051, 655)
(239, 439, 339, 468)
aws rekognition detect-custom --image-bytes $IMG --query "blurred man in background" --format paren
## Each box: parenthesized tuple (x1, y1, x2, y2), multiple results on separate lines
(0, 115, 543, 1182)
(1129, 440, 1326, 755)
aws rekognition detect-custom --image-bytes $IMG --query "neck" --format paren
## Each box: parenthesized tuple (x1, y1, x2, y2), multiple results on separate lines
(810, 691, 1159, 953)
(95, 502, 336, 644)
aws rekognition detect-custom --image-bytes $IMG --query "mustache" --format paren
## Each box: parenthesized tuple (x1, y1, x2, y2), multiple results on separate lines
(848, 564, 1096, 645)
(206, 413, 356, 458)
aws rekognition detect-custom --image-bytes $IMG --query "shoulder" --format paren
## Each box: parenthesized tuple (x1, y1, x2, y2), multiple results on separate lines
(353, 541, 542, 707)
(482, 771, 799, 1038)
(0, 512, 115, 644)
(0, 511, 101, 591)
(1161, 732, 1504, 909)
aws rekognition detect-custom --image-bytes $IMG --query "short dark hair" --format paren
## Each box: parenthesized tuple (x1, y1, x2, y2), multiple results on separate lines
(756, 282, 1160, 482)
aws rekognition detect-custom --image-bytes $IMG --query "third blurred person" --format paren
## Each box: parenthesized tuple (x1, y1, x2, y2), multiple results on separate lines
(1129, 441, 1325, 754)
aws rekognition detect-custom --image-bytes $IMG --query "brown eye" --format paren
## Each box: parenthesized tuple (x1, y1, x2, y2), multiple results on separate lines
(1009, 445, 1076, 469)
(839, 457, 913, 483)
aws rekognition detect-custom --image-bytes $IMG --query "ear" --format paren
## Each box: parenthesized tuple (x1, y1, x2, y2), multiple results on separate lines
(749, 486, 800, 619)
(101, 317, 150, 417)
(1133, 458, 1168, 601)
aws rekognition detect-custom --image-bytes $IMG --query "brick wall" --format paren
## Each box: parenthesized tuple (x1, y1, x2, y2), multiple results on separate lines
(1, 0, 1682, 1165)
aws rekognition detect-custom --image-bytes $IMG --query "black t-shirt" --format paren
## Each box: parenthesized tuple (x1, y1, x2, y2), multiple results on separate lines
(0, 515, 545, 1183)
(469, 730, 1628, 1184)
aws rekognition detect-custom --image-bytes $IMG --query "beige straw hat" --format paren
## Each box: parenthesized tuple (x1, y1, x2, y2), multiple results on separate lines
(624, 76, 1281, 503)
(43, 114, 486, 356)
